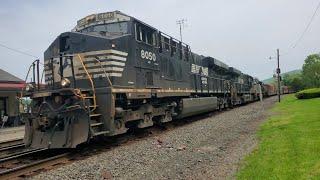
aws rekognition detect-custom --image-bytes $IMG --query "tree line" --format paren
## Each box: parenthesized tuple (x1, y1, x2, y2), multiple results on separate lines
(283, 54, 320, 92)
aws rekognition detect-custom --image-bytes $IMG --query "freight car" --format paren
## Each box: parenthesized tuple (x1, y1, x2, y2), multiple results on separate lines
(263, 84, 277, 96)
(281, 86, 290, 94)
(23, 11, 263, 149)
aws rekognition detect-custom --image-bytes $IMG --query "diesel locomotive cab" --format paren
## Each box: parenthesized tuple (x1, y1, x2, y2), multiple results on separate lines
(24, 11, 132, 148)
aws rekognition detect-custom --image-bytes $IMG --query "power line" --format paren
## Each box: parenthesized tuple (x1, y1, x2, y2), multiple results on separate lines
(291, 0, 320, 49)
(0, 42, 39, 59)
(268, 1, 320, 60)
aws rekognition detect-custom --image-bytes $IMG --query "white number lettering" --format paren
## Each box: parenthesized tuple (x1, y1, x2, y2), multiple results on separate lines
(141, 50, 145, 59)
(140, 50, 156, 62)
(152, 54, 156, 61)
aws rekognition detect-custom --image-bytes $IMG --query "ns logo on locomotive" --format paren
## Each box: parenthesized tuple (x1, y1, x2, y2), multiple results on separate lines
(22, 11, 266, 149)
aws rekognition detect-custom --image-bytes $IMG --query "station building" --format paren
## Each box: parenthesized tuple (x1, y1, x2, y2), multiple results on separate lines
(0, 69, 25, 125)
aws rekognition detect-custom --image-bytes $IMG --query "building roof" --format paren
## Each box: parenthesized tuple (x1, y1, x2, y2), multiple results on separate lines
(0, 69, 24, 82)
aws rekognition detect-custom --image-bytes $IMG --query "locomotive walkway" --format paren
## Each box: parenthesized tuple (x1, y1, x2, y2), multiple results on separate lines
(33, 96, 278, 179)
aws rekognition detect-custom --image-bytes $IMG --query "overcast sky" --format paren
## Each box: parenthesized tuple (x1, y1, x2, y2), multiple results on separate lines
(0, 0, 319, 80)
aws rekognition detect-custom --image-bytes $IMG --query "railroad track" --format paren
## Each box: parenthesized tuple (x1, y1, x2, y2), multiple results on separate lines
(0, 148, 70, 179)
(0, 138, 26, 159)
(0, 138, 24, 149)
(0, 142, 25, 152)
(0, 142, 25, 157)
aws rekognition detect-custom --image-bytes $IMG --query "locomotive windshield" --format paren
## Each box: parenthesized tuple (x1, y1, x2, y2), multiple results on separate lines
(79, 22, 128, 36)
(73, 11, 131, 37)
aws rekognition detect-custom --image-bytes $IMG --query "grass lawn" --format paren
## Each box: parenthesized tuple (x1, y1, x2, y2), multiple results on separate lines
(237, 95, 320, 179)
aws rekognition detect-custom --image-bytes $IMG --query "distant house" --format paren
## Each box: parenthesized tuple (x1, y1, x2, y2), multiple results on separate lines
(0, 69, 25, 126)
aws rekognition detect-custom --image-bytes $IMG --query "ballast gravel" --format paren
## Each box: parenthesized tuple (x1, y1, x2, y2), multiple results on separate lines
(33, 96, 277, 180)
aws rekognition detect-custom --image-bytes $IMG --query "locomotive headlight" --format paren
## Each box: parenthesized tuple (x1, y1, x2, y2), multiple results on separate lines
(61, 78, 71, 88)
(25, 83, 34, 92)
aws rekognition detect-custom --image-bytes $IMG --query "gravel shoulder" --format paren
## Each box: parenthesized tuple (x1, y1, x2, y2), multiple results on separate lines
(33, 96, 277, 180)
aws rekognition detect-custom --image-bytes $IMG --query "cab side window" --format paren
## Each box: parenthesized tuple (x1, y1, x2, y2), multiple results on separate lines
(171, 39, 177, 56)
(184, 45, 190, 62)
(135, 23, 155, 46)
(163, 37, 170, 51)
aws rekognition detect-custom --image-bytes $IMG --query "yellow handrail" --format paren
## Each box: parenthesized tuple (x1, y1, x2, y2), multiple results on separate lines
(76, 54, 97, 112)
(93, 58, 113, 86)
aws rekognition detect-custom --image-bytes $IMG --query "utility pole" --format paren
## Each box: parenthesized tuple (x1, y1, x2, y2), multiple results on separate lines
(276, 49, 281, 102)
(269, 49, 281, 102)
(176, 19, 187, 42)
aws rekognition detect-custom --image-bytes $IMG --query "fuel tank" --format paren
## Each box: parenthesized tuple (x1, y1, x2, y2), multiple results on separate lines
(177, 97, 218, 118)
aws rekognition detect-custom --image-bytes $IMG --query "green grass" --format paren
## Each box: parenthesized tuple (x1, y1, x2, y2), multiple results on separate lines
(237, 95, 320, 180)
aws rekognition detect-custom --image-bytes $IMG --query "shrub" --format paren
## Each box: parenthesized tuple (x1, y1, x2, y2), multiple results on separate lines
(295, 88, 320, 99)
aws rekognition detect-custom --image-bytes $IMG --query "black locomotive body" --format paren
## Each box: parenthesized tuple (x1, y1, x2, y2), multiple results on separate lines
(24, 11, 263, 149)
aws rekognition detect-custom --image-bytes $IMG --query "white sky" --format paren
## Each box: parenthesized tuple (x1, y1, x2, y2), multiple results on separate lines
(0, 0, 319, 80)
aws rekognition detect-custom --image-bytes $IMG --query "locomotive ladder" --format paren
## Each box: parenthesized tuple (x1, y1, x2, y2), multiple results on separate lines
(81, 91, 109, 136)
(77, 54, 109, 137)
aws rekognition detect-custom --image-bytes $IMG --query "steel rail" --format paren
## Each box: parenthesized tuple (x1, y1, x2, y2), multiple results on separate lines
(0, 139, 23, 149)
(0, 148, 46, 163)
(0, 143, 26, 158)
(0, 143, 25, 152)
(0, 152, 70, 179)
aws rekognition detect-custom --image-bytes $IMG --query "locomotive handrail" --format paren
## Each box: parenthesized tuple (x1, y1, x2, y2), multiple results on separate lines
(19, 59, 42, 97)
(76, 54, 97, 112)
(19, 63, 33, 98)
(92, 57, 113, 87)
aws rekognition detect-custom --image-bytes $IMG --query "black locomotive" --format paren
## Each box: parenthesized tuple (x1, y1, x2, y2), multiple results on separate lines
(23, 11, 263, 149)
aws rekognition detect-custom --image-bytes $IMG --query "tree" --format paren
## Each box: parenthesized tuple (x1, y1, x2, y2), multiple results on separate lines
(282, 74, 291, 86)
(282, 72, 304, 92)
(290, 76, 304, 92)
(302, 54, 320, 88)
